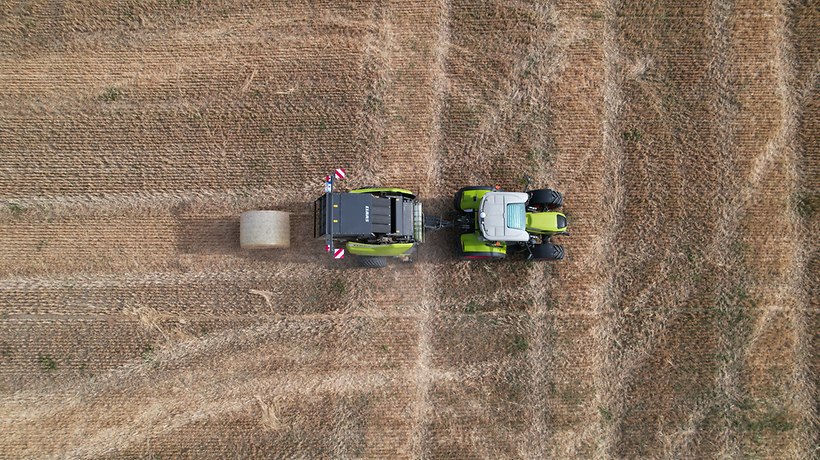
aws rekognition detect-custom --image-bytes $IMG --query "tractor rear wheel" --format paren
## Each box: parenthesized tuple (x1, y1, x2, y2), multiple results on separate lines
(454, 186, 493, 211)
(528, 189, 563, 210)
(240, 211, 290, 249)
(358, 256, 388, 268)
(530, 242, 564, 261)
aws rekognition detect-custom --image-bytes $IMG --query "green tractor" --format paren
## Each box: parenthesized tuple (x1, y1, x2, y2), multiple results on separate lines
(306, 169, 566, 266)
(453, 186, 568, 261)
(313, 169, 423, 268)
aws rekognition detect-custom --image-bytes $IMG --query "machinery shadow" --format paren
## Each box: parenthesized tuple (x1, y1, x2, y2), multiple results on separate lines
(176, 217, 240, 255)
(416, 196, 461, 263)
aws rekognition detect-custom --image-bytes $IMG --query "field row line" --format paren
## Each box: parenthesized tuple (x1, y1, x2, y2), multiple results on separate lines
(0, 184, 319, 213)
(410, 1, 451, 456)
(590, 1, 627, 457)
(767, 1, 816, 457)
(0, 264, 318, 285)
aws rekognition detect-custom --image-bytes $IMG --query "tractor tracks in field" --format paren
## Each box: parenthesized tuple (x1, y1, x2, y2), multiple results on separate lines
(516, 2, 594, 457)
(589, 1, 627, 457)
(409, 1, 451, 458)
(2, 320, 537, 459)
(3, 356, 405, 458)
(702, 0, 747, 455)
(2, 283, 433, 458)
(4, 301, 556, 459)
(765, 1, 816, 456)
(707, 0, 814, 457)
(659, 0, 816, 456)
(587, 0, 816, 456)
(0, 187, 332, 277)
(522, 264, 555, 458)
(585, 2, 696, 449)
(0, 185, 320, 220)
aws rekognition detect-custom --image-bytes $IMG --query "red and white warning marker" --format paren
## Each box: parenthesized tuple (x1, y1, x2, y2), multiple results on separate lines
(323, 168, 345, 192)
(323, 168, 347, 259)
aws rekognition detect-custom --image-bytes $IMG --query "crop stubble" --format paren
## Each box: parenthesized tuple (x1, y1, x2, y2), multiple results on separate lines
(0, 0, 816, 458)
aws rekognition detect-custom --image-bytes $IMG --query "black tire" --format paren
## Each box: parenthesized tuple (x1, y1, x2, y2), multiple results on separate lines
(530, 242, 564, 261)
(454, 186, 493, 211)
(358, 256, 388, 268)
(528, 189, 563, 210)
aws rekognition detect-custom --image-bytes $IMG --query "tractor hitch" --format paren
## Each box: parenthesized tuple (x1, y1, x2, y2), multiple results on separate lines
(423, 215, 453, 231)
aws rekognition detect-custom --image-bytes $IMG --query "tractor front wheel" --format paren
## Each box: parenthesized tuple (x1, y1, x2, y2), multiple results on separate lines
(528, 189, 563, 210)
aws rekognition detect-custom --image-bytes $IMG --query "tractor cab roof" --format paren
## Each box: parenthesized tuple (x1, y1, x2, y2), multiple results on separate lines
(478, 191, 530, 242)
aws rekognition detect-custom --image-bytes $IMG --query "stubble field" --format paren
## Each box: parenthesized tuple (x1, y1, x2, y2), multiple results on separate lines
(0, 0, 817, 458)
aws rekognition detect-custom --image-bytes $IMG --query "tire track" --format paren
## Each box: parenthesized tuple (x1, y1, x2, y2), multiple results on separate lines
(526, 3, 609, 452)
(3, 366, 409, 459)
(656, 0, 737, 453)
(685, 0, 816, 456)
(409, 1, 451, 457)
(0, 185, 319, 218)
(590, 1, 626, 457)
(520, 2, 600, 457)
(703, 0, 746, 455)
(0, 203, 324, 277)
(5, 312, 537, 458)
(763, 1, 815, 456)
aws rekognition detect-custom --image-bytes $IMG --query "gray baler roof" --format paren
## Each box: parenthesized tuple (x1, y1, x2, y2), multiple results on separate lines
(314, 192, 414, 238)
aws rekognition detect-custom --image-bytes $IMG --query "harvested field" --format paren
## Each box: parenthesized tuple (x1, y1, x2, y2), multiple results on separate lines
(0, 0, 817, 458)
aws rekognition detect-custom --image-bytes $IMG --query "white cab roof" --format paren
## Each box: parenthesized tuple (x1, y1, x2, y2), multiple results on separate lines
(479, 192, 530, 242)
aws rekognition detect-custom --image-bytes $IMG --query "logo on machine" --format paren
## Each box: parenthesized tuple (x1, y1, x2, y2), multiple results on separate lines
(364, 205, 370, 222)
